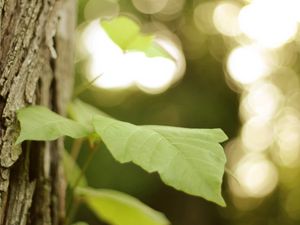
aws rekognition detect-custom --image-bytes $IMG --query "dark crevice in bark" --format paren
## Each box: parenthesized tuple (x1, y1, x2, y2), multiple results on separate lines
(50, 142, 60, 225)
(30, 151, 52, 225)
(28, 141, 41, 182)
(35, 78, 42, 104)
(0, 96, 5, 130)
(49, 26, 58, 110)
(1, 173, 10, 225)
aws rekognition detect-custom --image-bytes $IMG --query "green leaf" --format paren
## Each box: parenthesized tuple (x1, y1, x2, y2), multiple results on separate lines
(101, 16, 170, 58)
(93, 115, 227, 206)
(68, 99, 110, 145)
(16, 106, 91, 144)
(126, 35, 153, 52)
(101, 16, 140, 50)
(68, 99, 110, 130)
(76, 187, 170, 225)
(63, 150, 87, 188)
(144, 44, 171, 59)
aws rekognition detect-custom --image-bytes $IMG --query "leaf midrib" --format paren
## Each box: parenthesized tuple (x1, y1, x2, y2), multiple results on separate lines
(146, 127, 222, 187)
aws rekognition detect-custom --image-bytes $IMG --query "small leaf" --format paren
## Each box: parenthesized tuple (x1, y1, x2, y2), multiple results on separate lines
(93, 115, 227, 206)
(101, 16, 140, 50)
(76, 187, 170, 225)
(126, 35, 153, 52)
(101, 16, 171, 58)
(16, 106, 91, 144)
(144, 44, 171, 58)
(63, 150, 87, 188)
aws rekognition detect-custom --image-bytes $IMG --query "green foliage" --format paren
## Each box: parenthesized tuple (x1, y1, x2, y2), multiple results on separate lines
(16, 101, 228, 224)
(68, 99, 110, 130)
(76, 187, 170, 225)
(64, 145, 168, 225)
(93, 115, 227, 206)
(68, 99, 110, 145)
(16, 106, 91, 144)
(101, 16, 170, 58)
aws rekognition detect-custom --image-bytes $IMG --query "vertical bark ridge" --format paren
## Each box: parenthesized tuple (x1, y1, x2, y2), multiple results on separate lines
(0, 0, 76, 224)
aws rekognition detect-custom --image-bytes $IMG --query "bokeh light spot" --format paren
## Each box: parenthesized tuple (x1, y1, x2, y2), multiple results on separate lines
(238, 0, 298, 48)
(80, 20, 183, 94)
(240, 82, 282, 121)
(193, 2, 218, 34)
(241, 116, 274, 152)
(213, 1, 241, 37)
(154, 0, 185, 21)
(275, 109, 300, 167)
(132, 0, 168, 14)
(227, 45, 272, 85)
(232, 154, 278, 198)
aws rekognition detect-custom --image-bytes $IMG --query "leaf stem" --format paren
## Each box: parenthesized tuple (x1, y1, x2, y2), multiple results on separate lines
(70, 138, 84, 162)
(73, 146, 96, 189)
(72, 74, 102, 99)
(65, 144, 98, 225)
(225, 167, 240, 185)
(64, 197, 80, 225)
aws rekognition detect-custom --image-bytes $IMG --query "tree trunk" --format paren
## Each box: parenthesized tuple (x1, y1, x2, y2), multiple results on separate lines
(0, 0, 76, 224)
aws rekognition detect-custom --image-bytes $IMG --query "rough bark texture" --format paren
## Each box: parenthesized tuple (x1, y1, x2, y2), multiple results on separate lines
(0, 0, 76, 224)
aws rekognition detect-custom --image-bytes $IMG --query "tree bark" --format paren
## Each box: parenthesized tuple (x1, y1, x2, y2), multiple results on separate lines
(0, 0, 76, 224)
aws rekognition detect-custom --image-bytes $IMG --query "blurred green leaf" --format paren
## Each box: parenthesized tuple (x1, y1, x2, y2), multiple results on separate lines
(68, 99, 110, 129)
(101, 16, 140, 50)
(93, 115, 227, 206)
(76, 187, 170, 225)
(101, 16, 171, 58)
(63, 150, 87, 188)
(16, 106, 91, 144)
(144, 44, 171, 58)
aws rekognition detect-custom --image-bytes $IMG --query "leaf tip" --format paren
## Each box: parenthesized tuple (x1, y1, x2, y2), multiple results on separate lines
(212, 191, 226, 207)
(219, 203, 227, 207)
(215, 129, 228, 143)
(218, 198, 227, 207)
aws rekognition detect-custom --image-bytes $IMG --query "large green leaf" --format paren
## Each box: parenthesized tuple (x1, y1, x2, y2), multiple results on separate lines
(101, 16, 170, 58)
(16, 106, 91, 144)
(93, 115, 227, 206)
(76, 187, 170, 225)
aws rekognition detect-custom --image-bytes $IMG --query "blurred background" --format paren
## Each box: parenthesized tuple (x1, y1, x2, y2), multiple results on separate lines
(72, 0, 300, 224)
